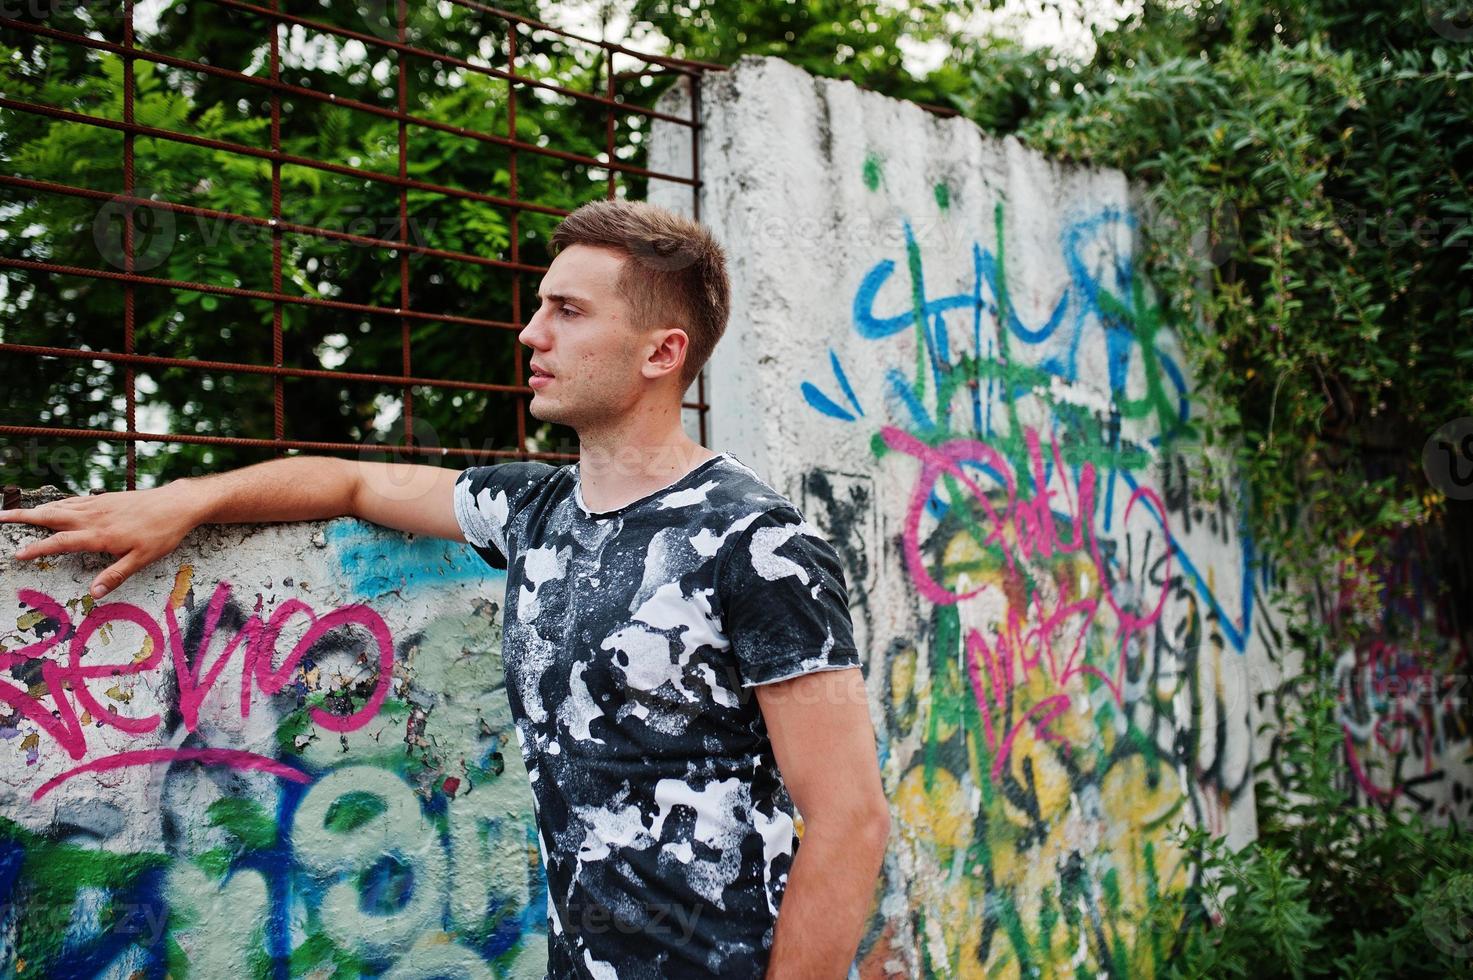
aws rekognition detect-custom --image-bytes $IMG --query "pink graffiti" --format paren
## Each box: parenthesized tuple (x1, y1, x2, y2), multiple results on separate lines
(1329, 534, 1472, 812)
(882, 425, 1171, 780)
(32, 747, 311, 801)
(2, 578, 395, 774)
(1339, 639, 1467, 807)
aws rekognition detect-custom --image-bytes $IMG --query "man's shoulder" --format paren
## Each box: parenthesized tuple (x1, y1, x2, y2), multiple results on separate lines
(457, 459, 572, 499)
(459, 458, 567, 483)
(455, 460, 575, 538)
(703, 454, 802, 522)
(699, 456, 840, 575)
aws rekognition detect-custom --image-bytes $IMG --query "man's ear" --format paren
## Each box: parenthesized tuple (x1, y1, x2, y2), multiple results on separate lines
(641, 327, 689, 382)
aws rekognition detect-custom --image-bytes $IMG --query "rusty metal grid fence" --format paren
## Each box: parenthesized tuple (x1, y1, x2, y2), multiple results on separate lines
(0, 0, 719, 491)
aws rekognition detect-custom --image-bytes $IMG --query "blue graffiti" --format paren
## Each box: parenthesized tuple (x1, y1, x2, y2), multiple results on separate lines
(327, 519, 501, 598)
(800, 205, 1258, 653)
(802, 351, 866, 421)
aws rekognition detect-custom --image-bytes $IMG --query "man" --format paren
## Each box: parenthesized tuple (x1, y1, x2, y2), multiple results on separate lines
(3, 201, 890, 978)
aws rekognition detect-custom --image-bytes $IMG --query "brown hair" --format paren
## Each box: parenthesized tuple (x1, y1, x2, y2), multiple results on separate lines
(550, 200, 730, 388)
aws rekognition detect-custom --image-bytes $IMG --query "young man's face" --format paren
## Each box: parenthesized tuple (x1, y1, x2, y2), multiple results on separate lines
(519, 244, 648, 431)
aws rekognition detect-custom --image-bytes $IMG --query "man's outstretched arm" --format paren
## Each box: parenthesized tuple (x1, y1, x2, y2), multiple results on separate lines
(757, 666, 890, 979)
(0, 457, 462, 598)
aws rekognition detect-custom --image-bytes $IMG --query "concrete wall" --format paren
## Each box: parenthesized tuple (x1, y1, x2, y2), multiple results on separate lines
(0, 499, 545, 977)
(650, 56, 1269, 977)
(3, 53, 1467, 980)
(1261, 524, 1472, 822)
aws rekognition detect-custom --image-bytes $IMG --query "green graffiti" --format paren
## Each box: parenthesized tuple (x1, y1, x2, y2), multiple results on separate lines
(324, 791, 390, 833)
(0, 593, 545, 979)
(208, 797, 278, 851)
(855, 198, 1204, 977)
(0, 817, 169, 970)
(868, 200, 1187, 483)
(863, 152, 884, 191)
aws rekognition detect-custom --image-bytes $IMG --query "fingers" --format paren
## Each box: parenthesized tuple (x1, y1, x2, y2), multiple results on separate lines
(9, 530, 151, 599)
(0, 502, 81, 529)
(91, 555, 144, 600)
(12, 531, 101, 561)
(3, 494, 152, 601)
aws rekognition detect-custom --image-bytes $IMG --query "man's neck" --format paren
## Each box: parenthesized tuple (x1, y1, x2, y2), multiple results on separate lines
(575, 412, 717, 514)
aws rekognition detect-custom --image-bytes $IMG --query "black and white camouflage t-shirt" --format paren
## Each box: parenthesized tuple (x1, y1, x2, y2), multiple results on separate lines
(452, 452, 861, 978)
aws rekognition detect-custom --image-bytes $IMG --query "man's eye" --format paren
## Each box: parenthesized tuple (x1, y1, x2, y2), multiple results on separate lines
(558, 305, 581, 318)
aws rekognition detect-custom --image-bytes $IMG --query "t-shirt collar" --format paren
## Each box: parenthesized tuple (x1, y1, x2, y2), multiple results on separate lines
(572, 451, 730, 519)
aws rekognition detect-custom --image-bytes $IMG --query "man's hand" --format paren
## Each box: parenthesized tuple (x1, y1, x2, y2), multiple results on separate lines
(2, 457, 464, 599)
(2, 484, 203, 599)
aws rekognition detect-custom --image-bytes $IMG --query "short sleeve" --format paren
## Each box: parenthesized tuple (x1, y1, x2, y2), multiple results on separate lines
(453, 462, 557, 569)
(718, 505, 861, 687)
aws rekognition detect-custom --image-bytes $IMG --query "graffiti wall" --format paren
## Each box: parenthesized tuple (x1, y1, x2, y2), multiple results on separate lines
(651, 56, 1274, 977)
(0, 499, 545, 977)
(1337, 528, 1472, 819)
(1260, 523, 1473, 824)
(6, 55, 1468, 980)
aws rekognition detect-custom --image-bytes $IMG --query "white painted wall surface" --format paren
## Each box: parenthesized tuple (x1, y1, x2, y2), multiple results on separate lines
(654, 55, 1267, 976)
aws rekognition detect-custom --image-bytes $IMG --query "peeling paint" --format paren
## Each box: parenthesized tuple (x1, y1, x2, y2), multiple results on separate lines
(1, 514, 543, 977)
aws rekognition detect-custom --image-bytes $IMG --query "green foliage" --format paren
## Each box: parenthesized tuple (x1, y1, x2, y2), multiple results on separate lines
(0, 817, 169, 968)
(206, 796, 279, 851)
(1, 0, 619, 489)
(323, 790, 389, 833)
(1165, 654, 1473, 978)
(936, 3, 1473, 973)
(968, 1, 1473, 581)
(626, 0, 974, 105)
(1154, 571, 1473, 976)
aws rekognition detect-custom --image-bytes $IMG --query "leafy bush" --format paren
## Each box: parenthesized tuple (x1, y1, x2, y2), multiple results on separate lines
(1166, 668, 1473, 978)
(981, 1, 1473, 580)
(928, 3, 1473, 973)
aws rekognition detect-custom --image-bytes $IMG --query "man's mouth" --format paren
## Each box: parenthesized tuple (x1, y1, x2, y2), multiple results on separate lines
(529, 364, 554, 388)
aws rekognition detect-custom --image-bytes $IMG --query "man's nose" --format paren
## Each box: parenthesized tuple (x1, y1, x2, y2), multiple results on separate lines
(519, 312, 548, 350)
